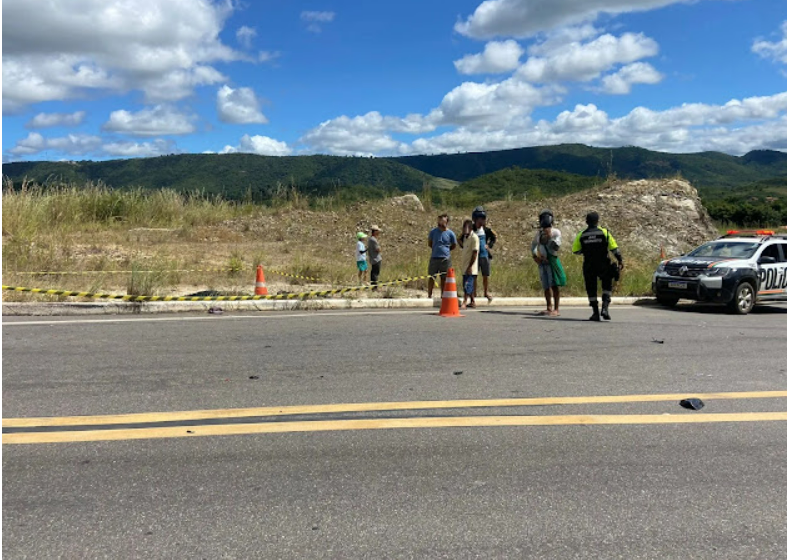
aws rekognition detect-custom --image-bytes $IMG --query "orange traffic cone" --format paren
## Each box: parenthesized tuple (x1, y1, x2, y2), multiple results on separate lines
(254, 265, 269, 296)
(438, 268, 463, 317)
(660, 244, 666, 260)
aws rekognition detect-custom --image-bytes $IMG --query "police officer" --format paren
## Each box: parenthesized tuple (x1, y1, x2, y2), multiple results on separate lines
(572, 211, 624, 321)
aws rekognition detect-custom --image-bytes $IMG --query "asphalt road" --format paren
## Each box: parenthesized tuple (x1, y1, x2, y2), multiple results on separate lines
(3, 304, 787, 559)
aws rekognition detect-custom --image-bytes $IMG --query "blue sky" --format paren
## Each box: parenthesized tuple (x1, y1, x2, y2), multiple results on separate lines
(2, 0, 787, 161)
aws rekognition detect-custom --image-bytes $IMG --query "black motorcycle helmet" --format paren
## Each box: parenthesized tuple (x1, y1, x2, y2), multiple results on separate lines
(539, 209, 554, 228)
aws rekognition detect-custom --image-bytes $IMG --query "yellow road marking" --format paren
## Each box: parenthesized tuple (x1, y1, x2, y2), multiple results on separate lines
(4, 390, 787, 428)
(5, 412, 787, 444)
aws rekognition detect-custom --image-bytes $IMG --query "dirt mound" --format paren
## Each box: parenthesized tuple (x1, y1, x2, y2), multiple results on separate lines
(547, 178, 718, 256)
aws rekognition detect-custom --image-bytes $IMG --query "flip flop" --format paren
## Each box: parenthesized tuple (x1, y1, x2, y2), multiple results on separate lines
(549, 310, 561, 317)
(486, 295, 493, 303)
(535, 310, 551, 316)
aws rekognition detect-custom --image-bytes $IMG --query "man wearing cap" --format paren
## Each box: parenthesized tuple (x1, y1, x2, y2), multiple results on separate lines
(355, 232, 369, 284)
(472, 206, 498, 303)
(368, 225, 382, 290)
(572, 211, 624, 321)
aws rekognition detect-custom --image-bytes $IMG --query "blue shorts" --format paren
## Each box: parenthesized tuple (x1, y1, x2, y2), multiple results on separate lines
(463, 274, 476, 295)
(357, 260, 368, 272)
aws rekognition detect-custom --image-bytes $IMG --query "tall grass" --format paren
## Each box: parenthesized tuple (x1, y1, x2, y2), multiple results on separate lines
(3, 180, 661, 300)
(2, 179, 250, 233)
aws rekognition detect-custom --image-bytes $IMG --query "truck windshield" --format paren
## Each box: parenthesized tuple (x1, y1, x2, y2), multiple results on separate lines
(687, 242, 759, 259)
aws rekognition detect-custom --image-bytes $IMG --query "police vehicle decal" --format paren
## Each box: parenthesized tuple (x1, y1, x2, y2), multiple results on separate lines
(758, 263, 787, 294)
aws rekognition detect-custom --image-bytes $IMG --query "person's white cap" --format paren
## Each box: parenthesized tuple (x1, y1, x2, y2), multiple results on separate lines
(370, 225, 381, 232)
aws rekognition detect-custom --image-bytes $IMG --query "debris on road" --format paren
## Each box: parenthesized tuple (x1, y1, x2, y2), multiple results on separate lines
(454, 371, 463, 376)
(679, 398, 705, 410)
(249, 375, 260, 380)
(208, 307, 223, 314)
(652, 339, 665, 344)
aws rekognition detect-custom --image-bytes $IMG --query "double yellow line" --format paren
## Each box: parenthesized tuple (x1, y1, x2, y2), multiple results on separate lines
(4, 391, 787, 445)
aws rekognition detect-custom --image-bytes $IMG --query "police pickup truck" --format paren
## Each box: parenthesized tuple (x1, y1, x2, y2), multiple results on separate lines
(652, 230, 787, 314)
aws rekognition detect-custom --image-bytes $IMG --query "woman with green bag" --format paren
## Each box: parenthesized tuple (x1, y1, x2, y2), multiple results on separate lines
(531, 209, 564, 316)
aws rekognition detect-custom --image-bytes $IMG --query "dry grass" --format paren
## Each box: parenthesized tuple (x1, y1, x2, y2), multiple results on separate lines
(2, 181, 662, 302)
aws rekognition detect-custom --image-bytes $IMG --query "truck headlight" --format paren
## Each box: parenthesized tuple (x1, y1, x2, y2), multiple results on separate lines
(656, 262, 667, 273)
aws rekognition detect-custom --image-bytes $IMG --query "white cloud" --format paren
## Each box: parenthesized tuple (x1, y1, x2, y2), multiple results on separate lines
(236, 26, 257, 49)
(301, 11, 335, 33)
(2, 0, 243, 112)
(298, 90, 787, 157)
(216, 85, 268, 124)
(102, 105, 196, 136)
(8, 132, 102, 156)
(301, 113, 412, 156)
(455, 0, 719, 39)
(454, 40, 524, 74)
(103, 139, 176, 157)
(27, 111, 87, 128)
(600, 62, 663, 94)
(6, 131, 177, 159)
(220, 134, 292, 156)
(517, 32, 659, 83)
(433, 78, 559, 127)
(258, 51, 281, 63)
(753, 21, 787, 65)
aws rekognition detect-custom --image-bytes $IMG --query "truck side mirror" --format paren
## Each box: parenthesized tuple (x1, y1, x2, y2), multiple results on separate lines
(759, 256, 777, 265)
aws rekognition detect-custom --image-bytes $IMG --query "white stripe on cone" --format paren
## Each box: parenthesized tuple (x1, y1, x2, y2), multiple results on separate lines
(442, 291, 458, 298)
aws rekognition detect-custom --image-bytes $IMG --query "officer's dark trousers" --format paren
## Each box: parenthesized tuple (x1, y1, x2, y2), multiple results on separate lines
(583, 263, 612, 305)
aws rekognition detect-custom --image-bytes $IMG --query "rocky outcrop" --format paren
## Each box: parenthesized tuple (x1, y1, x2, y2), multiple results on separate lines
(524, 178, 718, 257)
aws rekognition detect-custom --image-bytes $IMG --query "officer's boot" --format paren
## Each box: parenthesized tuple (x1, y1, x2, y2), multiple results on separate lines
(589, 302, 600, 322)
(601, 301, 611, 321)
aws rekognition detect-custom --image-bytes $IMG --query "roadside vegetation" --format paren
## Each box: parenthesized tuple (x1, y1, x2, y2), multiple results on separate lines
(2, 177, 779, 303)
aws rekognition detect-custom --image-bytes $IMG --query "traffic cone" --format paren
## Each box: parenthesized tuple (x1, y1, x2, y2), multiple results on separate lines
(438, 268, 463, 317)
(254, 265, 269, 296)
(660, 244, 666, 260)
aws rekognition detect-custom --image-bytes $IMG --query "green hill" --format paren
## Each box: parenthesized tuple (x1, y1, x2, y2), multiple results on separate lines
(393, 144, 787, 191)
(1, 153, 439, 201)
(5, 145, 787, 205)
(446, 167, 599, 206)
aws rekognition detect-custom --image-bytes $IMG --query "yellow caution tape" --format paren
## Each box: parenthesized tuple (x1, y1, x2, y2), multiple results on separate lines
(10, 268, 243, 275)
(1, 273, 444, 302)
(266, 269, 324, 282)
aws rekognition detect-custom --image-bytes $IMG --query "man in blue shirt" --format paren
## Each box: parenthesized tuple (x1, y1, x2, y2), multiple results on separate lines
(427, 214, 457, 298)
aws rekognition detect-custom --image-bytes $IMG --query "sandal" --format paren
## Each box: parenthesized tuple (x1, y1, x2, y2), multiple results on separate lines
(548, 310, 560, 317)
(536, 310, 551, 316)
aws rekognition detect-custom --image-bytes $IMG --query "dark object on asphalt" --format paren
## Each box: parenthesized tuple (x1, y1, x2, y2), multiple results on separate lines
(208, 307, 223, 314)
(454, 371, 463, 375)
(679, 398, 705, 410)
(186, 430, 195, 434)
(652, 339, 665, 344)
(249, 375, 259, 380)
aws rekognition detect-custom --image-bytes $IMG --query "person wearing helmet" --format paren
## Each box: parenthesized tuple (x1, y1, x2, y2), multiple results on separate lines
(572, 211, 624, 321)
(471, 206, 498, 303)
(355, 231, 369, 284)
(531, 209, 564, 316)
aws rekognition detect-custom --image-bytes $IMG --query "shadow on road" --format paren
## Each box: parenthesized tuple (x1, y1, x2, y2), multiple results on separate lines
(482, 310, 591, 322)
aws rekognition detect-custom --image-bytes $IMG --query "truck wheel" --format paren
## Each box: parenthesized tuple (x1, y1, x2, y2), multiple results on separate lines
(727, 282, 755, 315)
(656, 295, 679, 308)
